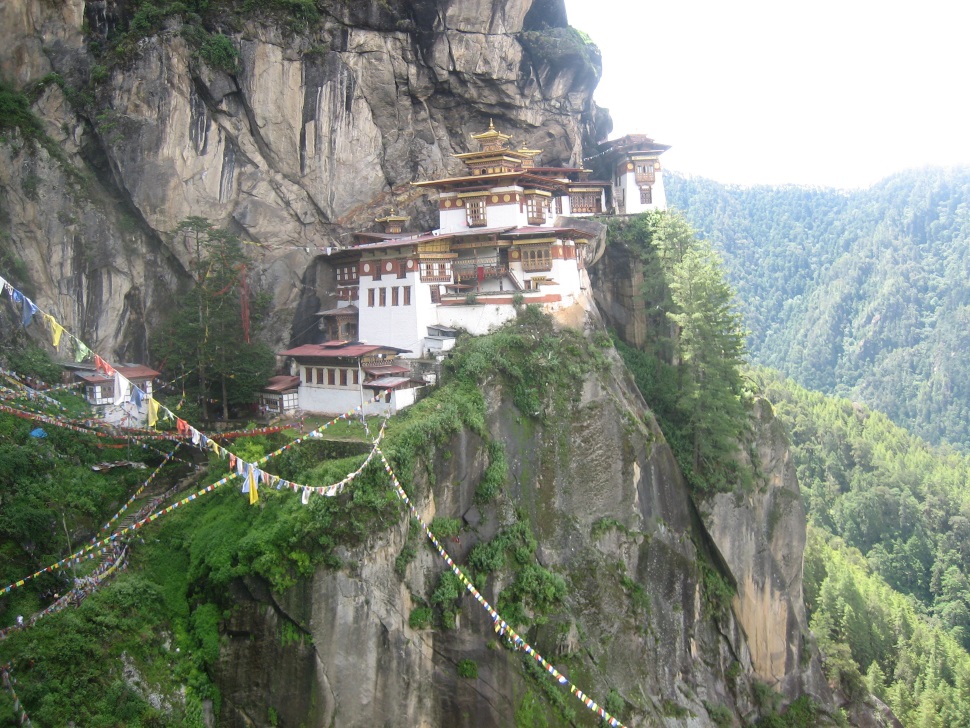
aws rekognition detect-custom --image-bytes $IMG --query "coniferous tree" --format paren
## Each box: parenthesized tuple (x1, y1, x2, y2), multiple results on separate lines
(156, 218, 275, 420)
(665, 240, 748, 480)
(610, 211, 749, 491)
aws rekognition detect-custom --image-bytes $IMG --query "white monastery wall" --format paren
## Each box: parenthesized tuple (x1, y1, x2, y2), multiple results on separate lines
(436, 303, 517, 336)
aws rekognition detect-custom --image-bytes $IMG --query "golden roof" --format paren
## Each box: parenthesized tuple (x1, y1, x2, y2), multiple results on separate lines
(470, 120, 513, 151)
(375, 208, 410, 224)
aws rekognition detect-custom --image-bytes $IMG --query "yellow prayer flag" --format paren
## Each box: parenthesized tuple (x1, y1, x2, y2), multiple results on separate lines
(248, 469, 259, 505)
(45, 314, 65, 348)
(147, 397, 159, 428)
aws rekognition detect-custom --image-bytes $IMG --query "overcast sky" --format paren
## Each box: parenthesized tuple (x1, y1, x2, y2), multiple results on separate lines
(564, 0, 970, 189)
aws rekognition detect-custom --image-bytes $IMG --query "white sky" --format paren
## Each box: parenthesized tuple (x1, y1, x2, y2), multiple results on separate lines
(564, 0, 970, 189)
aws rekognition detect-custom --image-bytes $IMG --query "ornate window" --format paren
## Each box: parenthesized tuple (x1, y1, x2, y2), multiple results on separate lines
(640, 186, 653, 205)
(569, 192, 601, 214)
(520, 245, 552, 272)
(635, 163, 656, 184)
(466, 198, 486, 227)
(403, 286, 412, 306)
(336, 264, 358, 283)
(420, 262, 450, 283)
(526, 195, 546, 225)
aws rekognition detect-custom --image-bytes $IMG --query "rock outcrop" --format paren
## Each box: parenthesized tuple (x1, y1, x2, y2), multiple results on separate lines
(701, 399, 830, 700)
(0, 0, 607, 358)
(211, 344, 831, 727)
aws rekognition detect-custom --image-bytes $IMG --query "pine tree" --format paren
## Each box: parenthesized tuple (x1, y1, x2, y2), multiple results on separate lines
(156, 218, 275, 420)
(665, 238, 748, 488)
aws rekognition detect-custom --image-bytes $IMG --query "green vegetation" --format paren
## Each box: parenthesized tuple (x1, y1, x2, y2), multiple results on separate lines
(660, 698, 688, 718)
(0, 75, 80, 172)
(0, 81, 44, 141)
(704, 700, 734, 727)
(761, 369, 970, 722)
(430, 516, 462, 541)
(198, 33, 239, 73)
(446, 304, 608, 424)
(394, 518, 420, 577)
(753, 695, 822, 727)
(408, 606, 432, 630)
(4, 340, 64, 384)
(699, 561, 735, 619)
(105, 0, 320, 67)
(0, 311, 619, 724)
(457, 659, 478, 679)
(518, 27, 601, 81)
(431, 570, 463, 629)
(474, 441, 507, 504)
(468, 520, 538, 578)
(609, 212, 750, 492)
(154, 218, 275, 421)
(668, 169, 970, 452)
(805, 529, 970, 725)
(0, 369, 441, 721)
(496, 563, 567, 628)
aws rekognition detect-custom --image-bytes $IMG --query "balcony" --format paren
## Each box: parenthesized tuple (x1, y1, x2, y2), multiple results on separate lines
(569, 194, 602, 214)
(521, 258, 552, 272)
(453, 257, 508, 282)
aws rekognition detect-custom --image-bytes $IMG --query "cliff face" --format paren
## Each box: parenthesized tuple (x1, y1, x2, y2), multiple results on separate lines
(210, 342, 830, 727)
(0, 0, 608, 357)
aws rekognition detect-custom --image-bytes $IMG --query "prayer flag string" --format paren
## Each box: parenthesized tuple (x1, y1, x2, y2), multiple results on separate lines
(1, 271, 625, 726)
(375, 447, 627, 728)
(93, 443, 182, 538)
(0, 397, 386, 596)
(1, 664, 32, 727)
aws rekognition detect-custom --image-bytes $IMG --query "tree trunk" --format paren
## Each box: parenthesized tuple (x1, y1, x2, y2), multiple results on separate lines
(199, 358, 209, 420)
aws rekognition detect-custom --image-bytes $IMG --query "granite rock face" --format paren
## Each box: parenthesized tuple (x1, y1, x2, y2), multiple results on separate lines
(212, 348, 830, 727)
(0, 0, 607, 356)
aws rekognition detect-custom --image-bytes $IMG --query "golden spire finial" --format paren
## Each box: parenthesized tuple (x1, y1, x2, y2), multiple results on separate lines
(488, 118, 495, 130)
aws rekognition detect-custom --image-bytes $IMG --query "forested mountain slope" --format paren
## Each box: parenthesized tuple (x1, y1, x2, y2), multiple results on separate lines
(757, 369, 970, 726)
(667, 169, 970, 450)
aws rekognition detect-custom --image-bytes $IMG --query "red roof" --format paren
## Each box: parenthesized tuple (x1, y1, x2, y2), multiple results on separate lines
(364, 376, 419, 389)
(117, 365, 161, 379)
(262, 375, 300, 393)
(76, 365, 160, 384)
(279, 343, 410, 359)
(352, 233, 439, 251)
(362, 364, 410, 376)
(315, 305, 359, 317)
(505, 226, 587, 238)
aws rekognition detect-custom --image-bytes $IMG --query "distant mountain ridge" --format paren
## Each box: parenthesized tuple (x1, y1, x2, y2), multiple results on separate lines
(666, 167, 970, 450)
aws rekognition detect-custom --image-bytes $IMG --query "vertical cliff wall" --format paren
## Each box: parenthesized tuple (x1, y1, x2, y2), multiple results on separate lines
(207, 323, 834, 727)
(0, 0, 609, 358)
